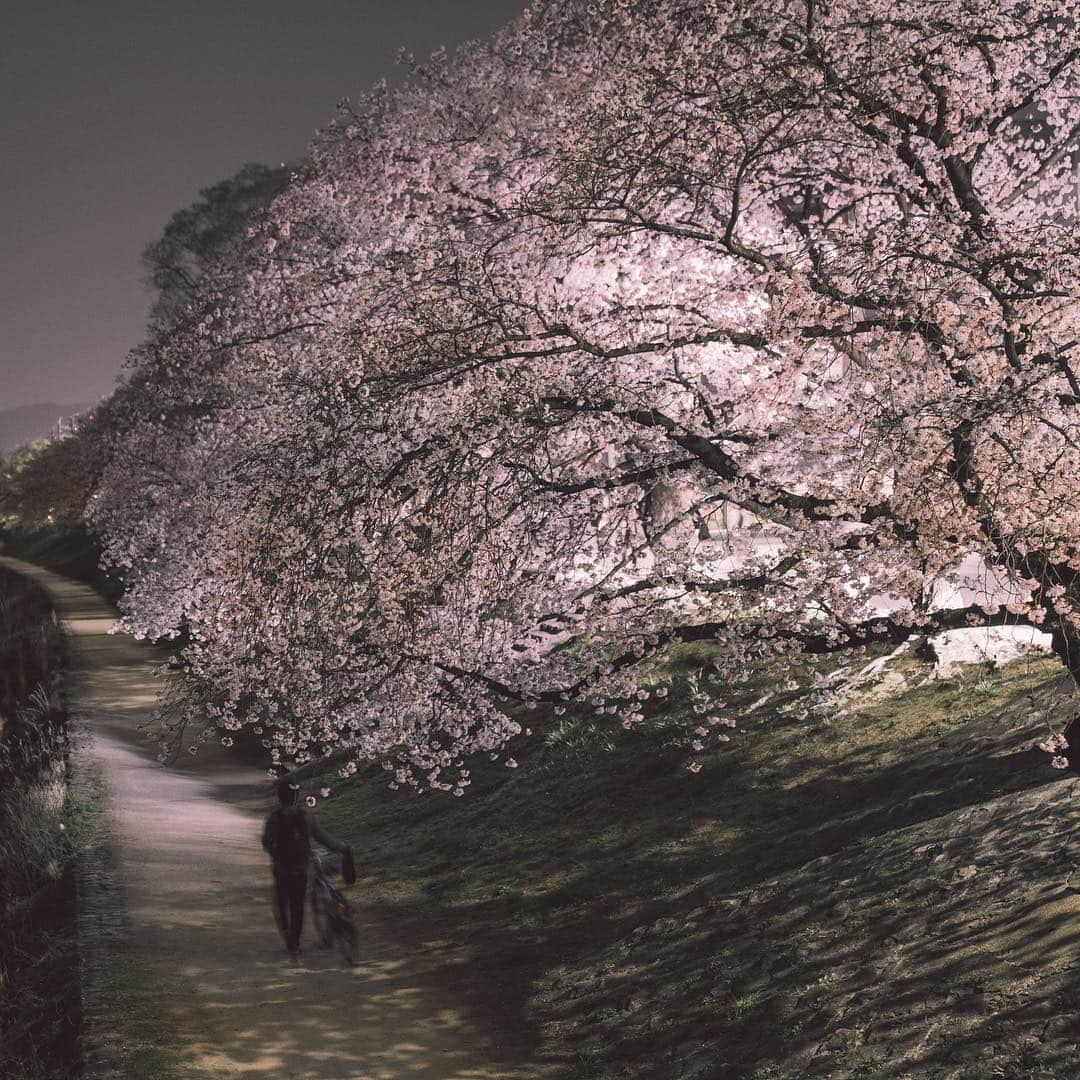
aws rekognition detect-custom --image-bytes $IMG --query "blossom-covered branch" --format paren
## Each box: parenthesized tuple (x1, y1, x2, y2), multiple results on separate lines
(88, 0, 1078, 790)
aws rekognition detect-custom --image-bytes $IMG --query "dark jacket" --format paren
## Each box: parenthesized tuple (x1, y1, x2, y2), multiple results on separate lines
(262, 805, 347, 875)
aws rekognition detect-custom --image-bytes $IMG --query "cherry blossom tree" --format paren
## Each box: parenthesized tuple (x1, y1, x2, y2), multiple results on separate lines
(91, 0, 1079, 789)
(1, 405, 117, 526)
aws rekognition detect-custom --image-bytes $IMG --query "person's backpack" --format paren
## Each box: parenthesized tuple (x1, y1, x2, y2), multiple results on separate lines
(273, 806, 310, 871)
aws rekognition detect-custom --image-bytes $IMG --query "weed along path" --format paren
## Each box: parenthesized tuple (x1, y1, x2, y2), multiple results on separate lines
(0, 558, 521, 1080)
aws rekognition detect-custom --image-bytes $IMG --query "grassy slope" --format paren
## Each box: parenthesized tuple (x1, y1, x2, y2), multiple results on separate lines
(0, 566, 80, 1078)
(311, 646, 1080, 1080)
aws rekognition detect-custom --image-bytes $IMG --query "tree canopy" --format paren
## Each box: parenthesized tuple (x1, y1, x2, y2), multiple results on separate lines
(89, 0, 1080, 791)
(142, 162, 291, 330)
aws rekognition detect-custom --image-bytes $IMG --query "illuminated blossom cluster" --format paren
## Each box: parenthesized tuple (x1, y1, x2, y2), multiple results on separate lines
(89, 0, 1079, 788)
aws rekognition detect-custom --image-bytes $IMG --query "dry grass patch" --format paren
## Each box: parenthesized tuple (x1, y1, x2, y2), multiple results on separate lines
(0, 566, 80, 1079)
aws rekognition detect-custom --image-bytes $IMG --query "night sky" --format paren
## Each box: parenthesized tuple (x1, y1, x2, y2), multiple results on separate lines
(1, 0, 526, 411)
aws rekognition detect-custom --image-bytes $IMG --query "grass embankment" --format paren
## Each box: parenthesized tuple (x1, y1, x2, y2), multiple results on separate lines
(312, 644, 1080, 1079)
(0, 565, 81, 1078)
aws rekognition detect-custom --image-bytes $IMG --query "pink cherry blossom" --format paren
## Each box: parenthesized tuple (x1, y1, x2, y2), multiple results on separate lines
(90, 0, 1080, 789)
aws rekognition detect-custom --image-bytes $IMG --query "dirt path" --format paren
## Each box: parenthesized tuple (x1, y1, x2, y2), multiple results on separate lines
(1, 557, 520, 1080)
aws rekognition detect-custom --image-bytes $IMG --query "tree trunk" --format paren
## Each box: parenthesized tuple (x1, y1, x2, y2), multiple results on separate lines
(1049, 627, 1080, 769)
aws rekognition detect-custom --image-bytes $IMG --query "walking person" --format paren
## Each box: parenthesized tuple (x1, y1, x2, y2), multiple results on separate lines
(261, 778, 352, 959)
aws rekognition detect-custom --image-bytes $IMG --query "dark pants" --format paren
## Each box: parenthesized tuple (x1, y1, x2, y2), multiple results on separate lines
(273, 868, 307, 953)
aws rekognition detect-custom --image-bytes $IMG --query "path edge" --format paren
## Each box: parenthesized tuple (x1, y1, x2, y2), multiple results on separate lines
(0, 557, 129, 1078)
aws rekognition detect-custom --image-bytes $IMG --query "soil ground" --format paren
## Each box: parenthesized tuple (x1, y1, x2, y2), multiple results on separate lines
(0, 556, 534, 1080)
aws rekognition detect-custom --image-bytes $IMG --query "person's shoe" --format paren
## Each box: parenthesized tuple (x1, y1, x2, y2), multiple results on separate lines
(287, 948, 302, 962)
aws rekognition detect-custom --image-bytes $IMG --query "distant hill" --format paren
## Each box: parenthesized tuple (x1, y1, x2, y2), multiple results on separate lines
(0, 403, 92, 456)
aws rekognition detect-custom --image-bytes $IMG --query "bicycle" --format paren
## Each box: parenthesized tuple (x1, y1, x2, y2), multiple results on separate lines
(311, 850, 359, 965)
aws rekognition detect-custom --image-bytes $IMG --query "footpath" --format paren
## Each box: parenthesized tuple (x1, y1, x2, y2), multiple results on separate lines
(0, 557, 516, 1080)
